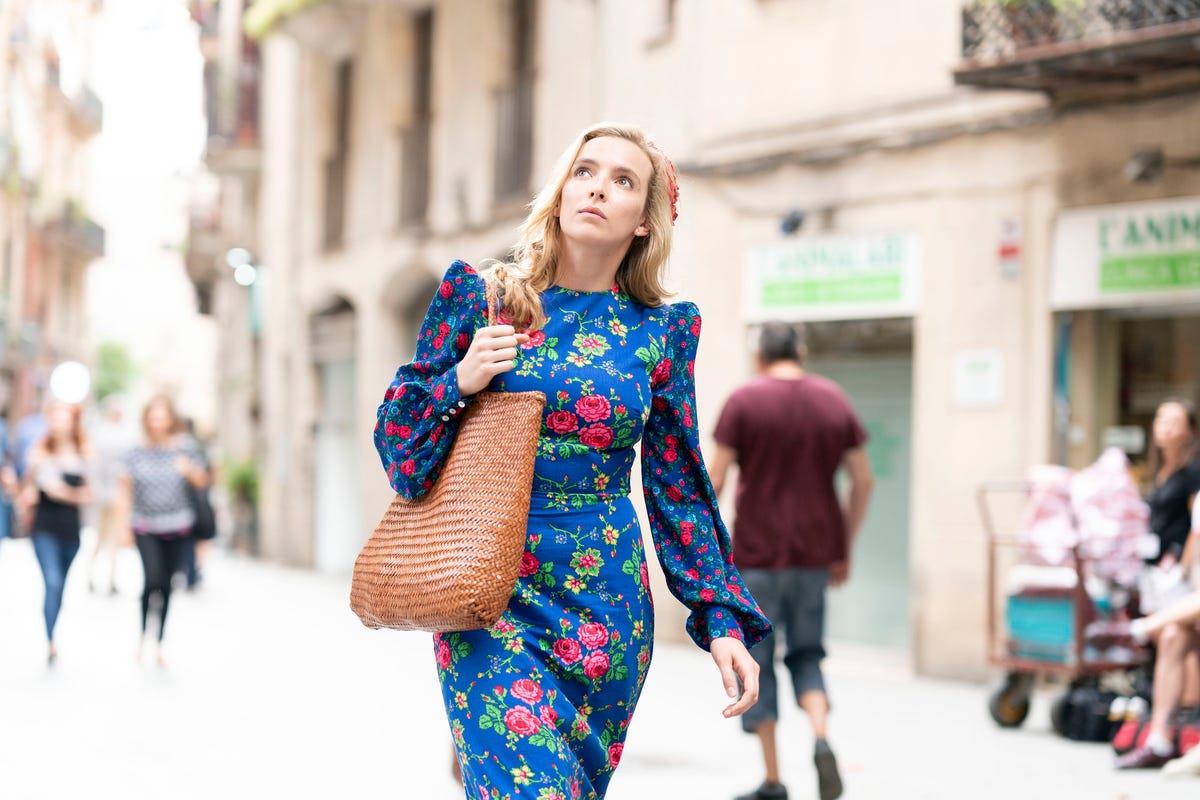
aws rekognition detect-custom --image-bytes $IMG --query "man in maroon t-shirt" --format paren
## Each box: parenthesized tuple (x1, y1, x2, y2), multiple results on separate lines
(711, 321, 873, 800)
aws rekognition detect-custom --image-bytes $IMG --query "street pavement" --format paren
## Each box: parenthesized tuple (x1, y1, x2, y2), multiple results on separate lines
(1, 534, 1196, 800)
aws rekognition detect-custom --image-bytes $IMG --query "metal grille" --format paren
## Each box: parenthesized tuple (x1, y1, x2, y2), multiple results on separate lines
(962, 0, 1200, 60)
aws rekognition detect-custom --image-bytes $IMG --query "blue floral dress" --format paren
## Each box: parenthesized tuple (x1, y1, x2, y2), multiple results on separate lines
(374, 261, 771, 800)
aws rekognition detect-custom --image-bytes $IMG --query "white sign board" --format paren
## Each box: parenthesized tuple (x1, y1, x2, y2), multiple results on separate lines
(1051, 196, 1200, 310)
(744, 233, 922, 322)
(953, 349, 1005, 409)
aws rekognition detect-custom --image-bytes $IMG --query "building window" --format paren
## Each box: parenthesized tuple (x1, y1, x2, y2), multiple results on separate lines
(324, 59, 353, 251)
(493, 0, 534, 204)
(399, 10, 433, 228)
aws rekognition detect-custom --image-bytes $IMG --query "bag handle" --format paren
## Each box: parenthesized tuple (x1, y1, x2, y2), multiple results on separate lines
(484, 275, 500, 327)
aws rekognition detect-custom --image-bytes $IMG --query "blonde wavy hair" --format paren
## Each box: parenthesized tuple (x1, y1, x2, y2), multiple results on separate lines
(480, 122, 676, 330)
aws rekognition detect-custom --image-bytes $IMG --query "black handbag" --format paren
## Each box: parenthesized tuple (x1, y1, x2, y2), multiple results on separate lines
(187, 481, 217, 541)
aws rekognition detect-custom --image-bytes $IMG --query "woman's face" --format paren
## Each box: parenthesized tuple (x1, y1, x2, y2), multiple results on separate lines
(555, 136, 653, 252)
(47, 403, 74, 437)
(145, 402, 174, 437)
(1153, 402, 1192, 450)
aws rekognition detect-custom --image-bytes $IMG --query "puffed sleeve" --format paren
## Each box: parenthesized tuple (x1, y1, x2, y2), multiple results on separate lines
(374, 260, 488, 499)
(641, 302, 773, 651)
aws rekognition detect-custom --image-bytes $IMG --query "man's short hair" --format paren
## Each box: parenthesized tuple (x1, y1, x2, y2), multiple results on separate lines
(758, 321, 805, 364)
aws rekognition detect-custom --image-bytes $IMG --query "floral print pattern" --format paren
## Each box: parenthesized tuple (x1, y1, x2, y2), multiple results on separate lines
(374, 261, 771, 799)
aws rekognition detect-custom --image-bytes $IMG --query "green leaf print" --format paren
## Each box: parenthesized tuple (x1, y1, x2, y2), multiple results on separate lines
(573, 331, 611, 357)
(634, 341, 665, 368)
(571, 548, 604, 577)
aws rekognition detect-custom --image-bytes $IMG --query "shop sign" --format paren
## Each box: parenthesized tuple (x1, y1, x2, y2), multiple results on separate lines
(744, 233, 921, 322)
(1051, 197, 1200, 309)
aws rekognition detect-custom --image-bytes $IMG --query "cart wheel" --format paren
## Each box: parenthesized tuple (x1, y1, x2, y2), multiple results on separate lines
(1050, 692, 1071, 737)
(988, 673, 1033, 728)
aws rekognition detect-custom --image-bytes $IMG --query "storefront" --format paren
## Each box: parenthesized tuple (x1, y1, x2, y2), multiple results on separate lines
(1051, 197, 1200, 479)
(742, 233, 920, 649)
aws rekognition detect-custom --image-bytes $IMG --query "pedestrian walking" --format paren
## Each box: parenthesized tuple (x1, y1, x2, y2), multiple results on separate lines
(709, 321, 875, 800)
(20, 400, 91, 664)
(89, 395, 132, 594)
(115, 395, 209, 665)
(374, 122, 772, 799)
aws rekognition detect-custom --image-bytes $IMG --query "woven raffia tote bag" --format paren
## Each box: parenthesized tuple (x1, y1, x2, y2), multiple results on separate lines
(350, 279, 545, 632)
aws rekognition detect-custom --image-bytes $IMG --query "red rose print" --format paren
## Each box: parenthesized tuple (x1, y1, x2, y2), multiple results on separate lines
(495, 619, 516, 633)
(384, 421, 401, 437)
(652, 396, 668, 412)
(680, 521, 695, 536)
(539, 706, 558, 726)
(523, 330, 546, 349)
(438, 321, 451, 335)
(666, 485, 683, 502)
(510, 679, 543, 705)
(579, 424, 614, 449)
(651, 358, 672, 387)
(608, 742, 624, 769)
(456, 333, 470, 351)
(686, 569, 700, 581)
(700, 588, 715, 602)
(435, 638, 452, 669)
(433, 335, 445, 350)
(663, 449, 677, 463)
(553, 638, 582, 665)
(664, 435, 680, 448)
(518, 552, 539, 578)
(546, 411, 579, 434)
(615, 404, 627, 416)
(691, 317, 701, 337)
(575, 395, 611, 422)
(504, 707, 541, 736)
(397, 425, 412, 438)
(679, 529, 692, 547)
(578, 622, 609, 649)
(400, 460, 416, 476)
(640, 562, 650, 590)
(439, 281, 453, 299)
(583, 652, 610, 679)
(433, 383, 446, 401)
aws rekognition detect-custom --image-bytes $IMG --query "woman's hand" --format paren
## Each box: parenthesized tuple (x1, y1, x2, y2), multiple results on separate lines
(710, 636, 760, 718)
(456, 325, 530, 396)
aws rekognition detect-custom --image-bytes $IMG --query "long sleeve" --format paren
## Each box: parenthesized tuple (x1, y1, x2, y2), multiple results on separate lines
(641, 302, 773, 651)
(374, 260, 487, 499)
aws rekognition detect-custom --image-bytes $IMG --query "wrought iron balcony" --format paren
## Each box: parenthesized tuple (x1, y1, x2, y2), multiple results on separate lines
(956, 0, 1200, 92)
(50, 203, 105, 260)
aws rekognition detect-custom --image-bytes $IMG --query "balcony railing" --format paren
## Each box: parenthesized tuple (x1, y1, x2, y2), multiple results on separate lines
(957, 0, 1200, 91)
(50, 203, 105, 260)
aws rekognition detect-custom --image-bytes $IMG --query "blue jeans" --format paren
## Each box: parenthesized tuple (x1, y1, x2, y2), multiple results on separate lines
(32, 533, 80, 641)
(739, 566, 830, 733)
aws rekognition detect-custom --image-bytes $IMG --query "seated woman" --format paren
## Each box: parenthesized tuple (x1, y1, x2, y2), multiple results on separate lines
(1117, 508, 1200, 769)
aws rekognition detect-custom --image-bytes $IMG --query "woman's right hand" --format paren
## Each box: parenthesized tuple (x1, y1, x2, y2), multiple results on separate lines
(456, 325, 530, 396)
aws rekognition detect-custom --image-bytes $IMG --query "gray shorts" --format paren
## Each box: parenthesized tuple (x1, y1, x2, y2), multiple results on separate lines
(740, 566, 829, 733)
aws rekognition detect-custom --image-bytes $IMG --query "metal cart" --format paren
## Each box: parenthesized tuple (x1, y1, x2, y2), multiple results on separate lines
(977, 480, 1150, 731)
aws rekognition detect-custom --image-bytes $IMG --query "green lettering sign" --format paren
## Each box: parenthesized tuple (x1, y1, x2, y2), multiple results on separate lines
(1100, 252, 1200, 292)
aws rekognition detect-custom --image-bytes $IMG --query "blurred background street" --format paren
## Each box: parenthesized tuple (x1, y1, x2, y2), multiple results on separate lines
(1, 531, 1195, 800)
(3, 0, 1200, 797)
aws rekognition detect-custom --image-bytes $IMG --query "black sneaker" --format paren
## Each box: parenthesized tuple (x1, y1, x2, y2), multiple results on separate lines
(734, 782, 788, 800)
(814, 740, 844, 800)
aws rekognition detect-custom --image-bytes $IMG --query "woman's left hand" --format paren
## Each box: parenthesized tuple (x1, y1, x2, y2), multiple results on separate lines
(710, 636, 759, 718)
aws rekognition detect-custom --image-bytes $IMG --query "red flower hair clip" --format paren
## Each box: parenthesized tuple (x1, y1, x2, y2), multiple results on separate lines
(646, 140, 679, 226)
